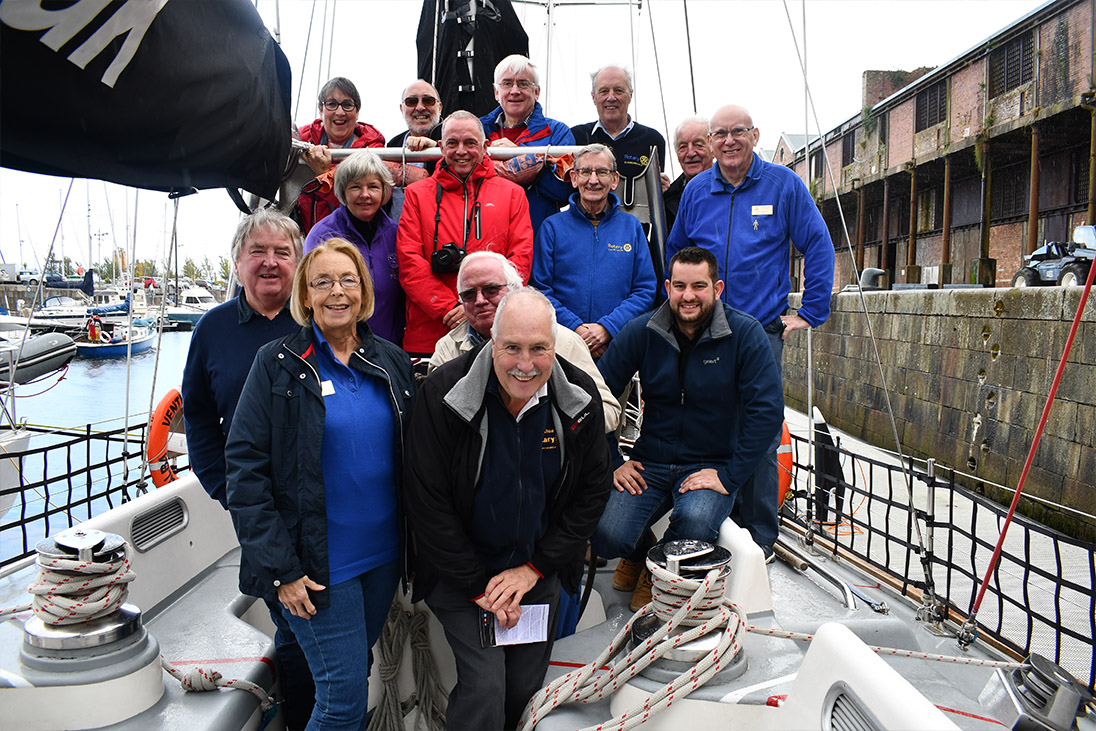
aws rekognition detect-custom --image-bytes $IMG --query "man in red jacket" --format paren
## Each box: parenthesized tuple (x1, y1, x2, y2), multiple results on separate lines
(396, 111, 534, 355)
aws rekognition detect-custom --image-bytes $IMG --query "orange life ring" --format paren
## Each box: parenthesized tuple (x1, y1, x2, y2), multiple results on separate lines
(148, 387, 184, 488)
(777, 421, 793, 506)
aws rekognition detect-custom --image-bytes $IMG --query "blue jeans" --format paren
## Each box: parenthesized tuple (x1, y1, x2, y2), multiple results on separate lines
(591, 461, 740, 561)
(264, 598, 316, 729)
(732, 329, 785, 551)
(282, 560, 400, 731)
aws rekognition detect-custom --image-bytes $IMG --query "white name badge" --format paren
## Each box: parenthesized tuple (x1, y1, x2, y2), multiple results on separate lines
(321, 380, 335, 397)
(752, 204, 773, 216)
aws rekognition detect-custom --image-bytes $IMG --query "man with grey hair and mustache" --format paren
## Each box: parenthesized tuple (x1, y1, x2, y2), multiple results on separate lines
(405, 288, 612, 730)
(663, 115, 714, 233)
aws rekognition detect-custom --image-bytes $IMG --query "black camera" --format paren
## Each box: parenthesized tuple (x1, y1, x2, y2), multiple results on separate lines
(431, 242, 467, 274)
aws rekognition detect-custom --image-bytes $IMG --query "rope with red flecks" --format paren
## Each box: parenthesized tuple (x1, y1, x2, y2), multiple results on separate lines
(160, 656, 274, 711)
(0, 541, 137, 624)
(518, 560, 746, 731)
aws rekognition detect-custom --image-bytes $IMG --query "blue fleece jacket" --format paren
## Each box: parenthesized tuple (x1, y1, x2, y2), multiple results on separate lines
(481, 102, 575, 233)
(665, 153, 835, 328)
(597, 301, 784, 494)
(532, 192, 656, 336)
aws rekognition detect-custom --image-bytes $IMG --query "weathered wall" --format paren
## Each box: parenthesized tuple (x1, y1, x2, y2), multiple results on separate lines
(783, 287, 1096, 540)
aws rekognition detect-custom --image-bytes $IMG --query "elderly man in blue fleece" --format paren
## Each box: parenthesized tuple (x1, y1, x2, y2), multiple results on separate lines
(665, 104, 835, 561)
(532, 143, 656, 359)
(181, 208, 315, 728)
(592, 246, 785, 611)
(480, 54, 575, 233)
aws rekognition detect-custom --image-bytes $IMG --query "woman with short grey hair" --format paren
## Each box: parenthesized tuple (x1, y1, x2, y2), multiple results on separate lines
(304, 150, 404, 344)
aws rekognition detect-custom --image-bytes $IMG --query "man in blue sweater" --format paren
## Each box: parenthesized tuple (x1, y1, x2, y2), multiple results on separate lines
(665, 104, 835, 559)
(592, 247, 784, 611)
(181, 208, 314, 728)
(532, 144, 656, 358)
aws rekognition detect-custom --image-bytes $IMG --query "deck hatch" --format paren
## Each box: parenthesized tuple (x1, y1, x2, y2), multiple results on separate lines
(130, 497, 188, 552)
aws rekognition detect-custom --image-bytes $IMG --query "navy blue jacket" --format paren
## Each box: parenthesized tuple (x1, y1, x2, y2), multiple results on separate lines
(404, 344, 612, 602)
(225, 324, 415, 608)
(182, 296, 299, 508)
(598, 302, 784, 494)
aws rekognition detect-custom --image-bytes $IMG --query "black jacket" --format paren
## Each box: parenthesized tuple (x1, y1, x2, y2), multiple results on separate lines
(404, 343, 612, 602)
(225, 324, 415, 608)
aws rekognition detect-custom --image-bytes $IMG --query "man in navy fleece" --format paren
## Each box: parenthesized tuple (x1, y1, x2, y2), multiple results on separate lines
(181, 208, 314, 728)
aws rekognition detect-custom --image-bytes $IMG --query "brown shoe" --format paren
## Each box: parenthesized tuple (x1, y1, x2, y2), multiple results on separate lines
(630, 569, 653, 612)
(612, 557, 644, 591)
(585, 542, 607, 567)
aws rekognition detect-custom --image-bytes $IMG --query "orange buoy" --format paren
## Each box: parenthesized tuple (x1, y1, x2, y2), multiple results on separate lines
(148, 387, 184, 488)
(777, 421, 793, 506)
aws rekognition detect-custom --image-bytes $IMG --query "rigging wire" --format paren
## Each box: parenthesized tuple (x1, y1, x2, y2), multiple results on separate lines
(327, 0, 336, 81)
(293, 0, 320, 122)
(681, 0, 697, 114)
(645, 2, 673, 179)
(776, 0, 940, 611)
(316, 0, 329, 96)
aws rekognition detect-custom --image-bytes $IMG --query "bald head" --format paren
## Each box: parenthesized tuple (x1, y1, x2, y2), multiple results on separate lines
(709, 105, 759, 186)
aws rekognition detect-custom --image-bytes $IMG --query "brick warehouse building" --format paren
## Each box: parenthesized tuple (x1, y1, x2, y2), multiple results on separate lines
(781, 0, 1093, 289)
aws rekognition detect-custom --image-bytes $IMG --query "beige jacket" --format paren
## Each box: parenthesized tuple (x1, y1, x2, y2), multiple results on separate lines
(428, 323, 622, 433)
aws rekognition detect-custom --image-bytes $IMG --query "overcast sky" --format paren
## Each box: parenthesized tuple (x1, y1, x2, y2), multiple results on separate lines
(0, 0, 1048, 274)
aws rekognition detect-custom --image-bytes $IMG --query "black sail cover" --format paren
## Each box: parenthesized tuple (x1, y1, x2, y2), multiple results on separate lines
(417, 0, 529, 118)
(0, 0, 293, 198)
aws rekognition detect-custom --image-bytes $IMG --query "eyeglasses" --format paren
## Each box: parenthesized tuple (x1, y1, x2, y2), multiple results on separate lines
(710, 126, 755, 142)
(323, 99, 357, 111)
(457, 283, 506, 303)
(403, 95, 438, 108)
(309, 275, 361, 291)
(496, 79, 536, 91)
(573, 167, 615, 180)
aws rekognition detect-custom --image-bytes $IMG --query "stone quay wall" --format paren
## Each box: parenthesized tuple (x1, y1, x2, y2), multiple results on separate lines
(783, 287, 1095, 541)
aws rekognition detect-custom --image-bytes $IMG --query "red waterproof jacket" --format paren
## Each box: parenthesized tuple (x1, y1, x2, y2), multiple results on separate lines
(396, 156, 533, 353)
(296, 119, 384, 232)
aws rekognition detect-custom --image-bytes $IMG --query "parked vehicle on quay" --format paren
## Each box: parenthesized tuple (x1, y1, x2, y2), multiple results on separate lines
(1010, 227, 1095, 287)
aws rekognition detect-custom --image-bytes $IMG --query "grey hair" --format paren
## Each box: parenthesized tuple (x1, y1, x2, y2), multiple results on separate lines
(457, 251, 524, 292)
(334, 150, 394, 207)
(317, 77, 361, 109)
(494, 54, 539, 85)
(590, 65, 633, 94)
(675, 115, 711, 143)
(491, 287, 558, 342)
(441, 110, 486, 142)
(230, 208, 303, 263)
(574, 143, 617, 172)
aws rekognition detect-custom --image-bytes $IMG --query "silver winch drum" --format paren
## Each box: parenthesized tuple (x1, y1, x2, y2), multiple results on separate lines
(22, 527, 144, 658)
(629, 540, 746, 683)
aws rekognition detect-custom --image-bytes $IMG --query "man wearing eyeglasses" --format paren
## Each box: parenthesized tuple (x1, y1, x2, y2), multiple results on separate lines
(479, 54, 576, 233)
(386, 79, 445, 220)
(571, 65, 668, 208)
(663, 116, 715, 234)
(427, 251, 620, 432)
(532, 144, 656, 359)
(297, 77, 384, 233)
(665, 104, 835, 561)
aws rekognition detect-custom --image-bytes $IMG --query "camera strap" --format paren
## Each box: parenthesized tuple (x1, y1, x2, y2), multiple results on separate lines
(432, 176, 485, 256)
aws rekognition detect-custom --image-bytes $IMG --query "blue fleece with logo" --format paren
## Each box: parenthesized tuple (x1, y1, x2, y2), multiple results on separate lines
(532, 192, 656, 336)
(665, 153, 835, 328)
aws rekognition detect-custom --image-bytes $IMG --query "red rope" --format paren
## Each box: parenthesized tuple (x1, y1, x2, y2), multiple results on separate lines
(13, 365, 70, 397)
(969, 261, 1096, 616)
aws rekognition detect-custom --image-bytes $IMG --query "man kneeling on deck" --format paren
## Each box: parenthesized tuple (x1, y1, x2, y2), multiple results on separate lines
(591, 246, 785, 611)
(405, 288, 612, 730)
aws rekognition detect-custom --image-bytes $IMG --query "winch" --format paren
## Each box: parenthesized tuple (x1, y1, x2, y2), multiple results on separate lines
(979, 653, 1095, 731)
(630, 539, 746, 684)
(10, 526, 164, 730)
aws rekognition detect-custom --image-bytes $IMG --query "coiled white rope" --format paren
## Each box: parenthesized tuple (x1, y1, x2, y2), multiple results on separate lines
(520, 555, 1026, 730)
(0, 541, 136, 624)
(0, 539, 275, 712)
(518, 560, 744, 731)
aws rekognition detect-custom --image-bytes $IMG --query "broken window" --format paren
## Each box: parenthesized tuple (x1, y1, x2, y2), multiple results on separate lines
(989, 32, 1034, 98)
(916, 80, 947, 131)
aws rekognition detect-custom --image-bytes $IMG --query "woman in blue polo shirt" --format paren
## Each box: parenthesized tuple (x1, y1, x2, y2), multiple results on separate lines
(226, 238, 415, 730)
